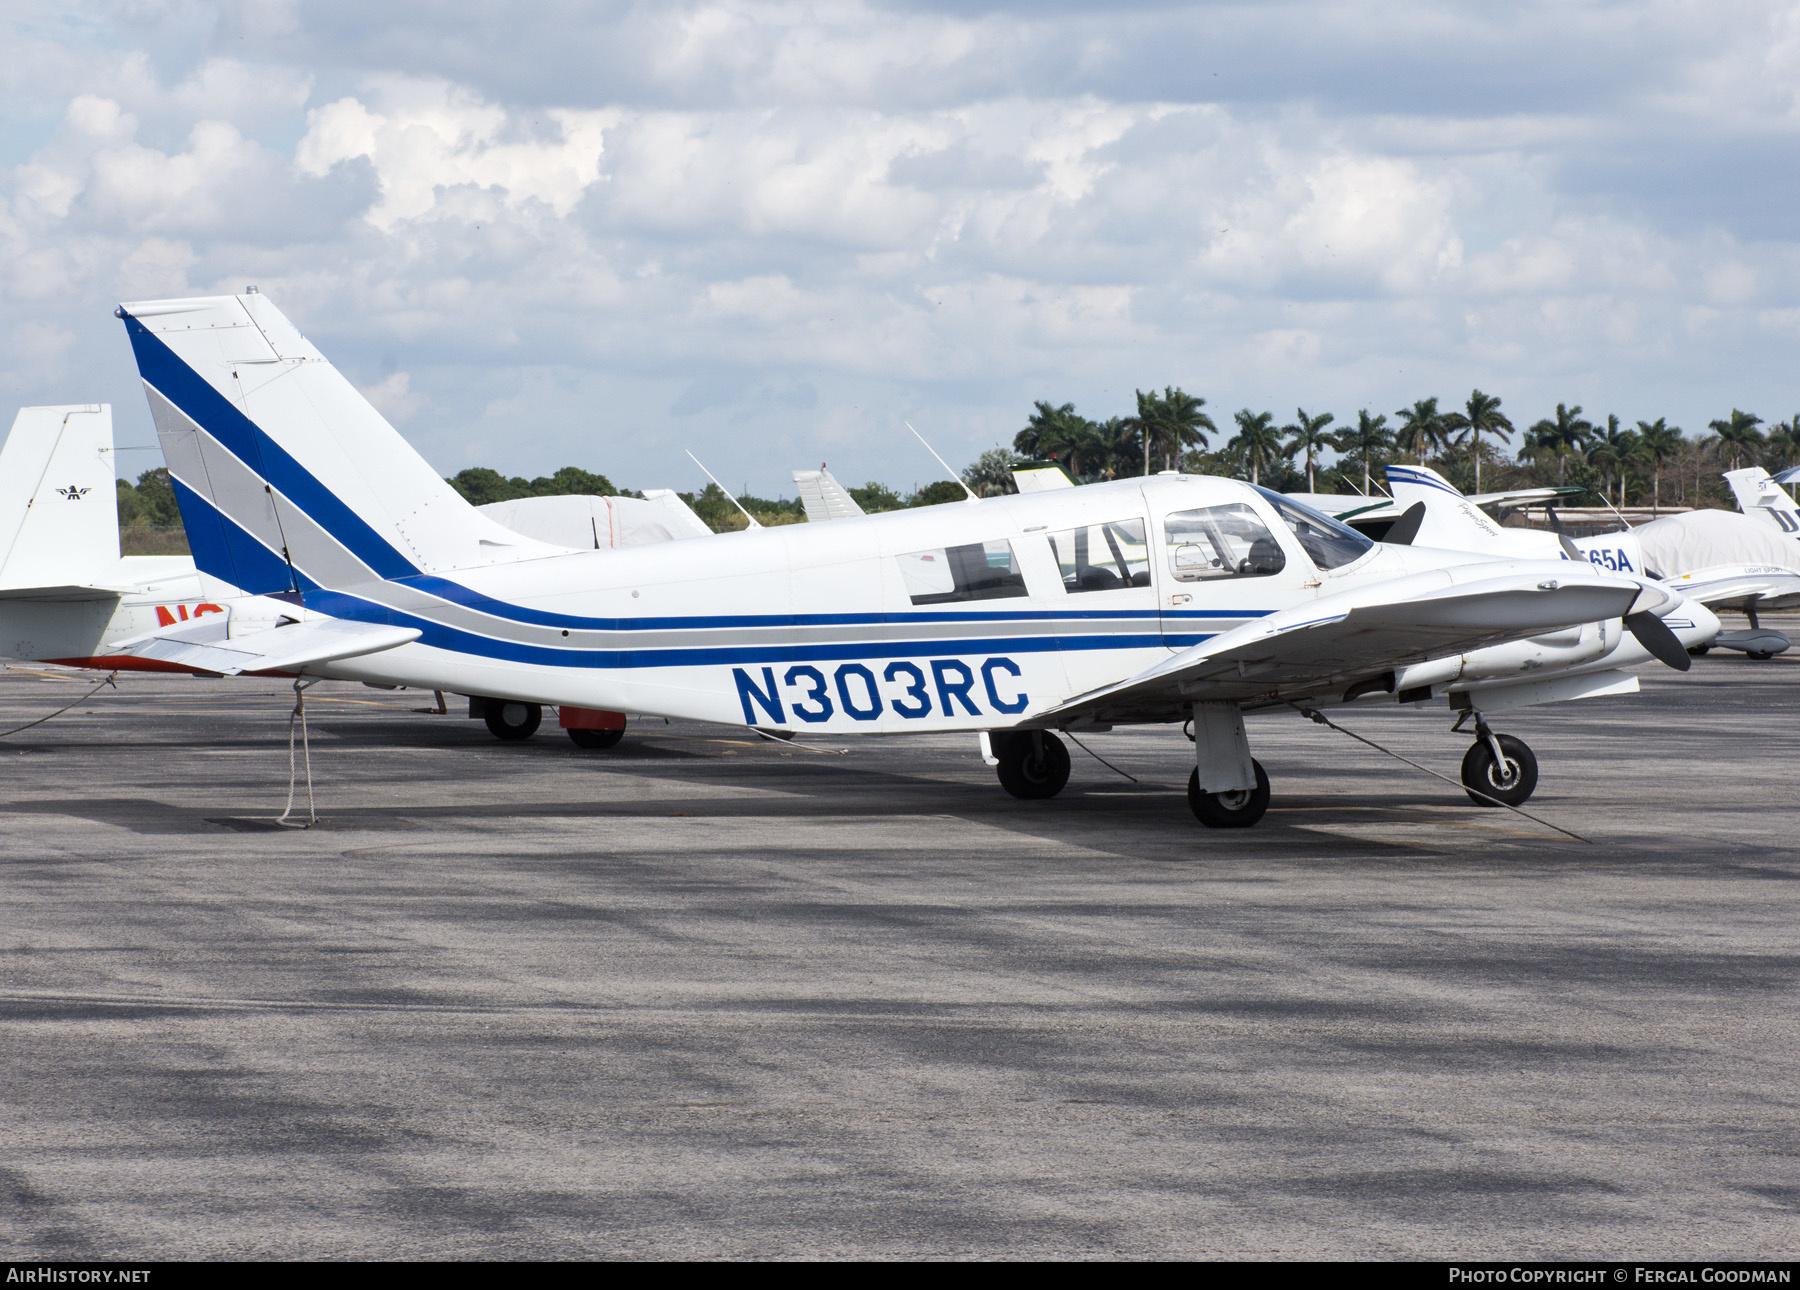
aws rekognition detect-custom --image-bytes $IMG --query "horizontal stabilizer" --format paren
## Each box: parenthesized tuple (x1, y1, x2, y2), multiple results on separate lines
(109, 613, 419, 676)
(0, 585, 127, 602)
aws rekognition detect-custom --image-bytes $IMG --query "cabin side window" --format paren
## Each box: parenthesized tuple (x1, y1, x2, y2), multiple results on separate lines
(898, 539, 1029, 605)
(1164, 504, 1287, 582)
(1047, 519, 1151, 593)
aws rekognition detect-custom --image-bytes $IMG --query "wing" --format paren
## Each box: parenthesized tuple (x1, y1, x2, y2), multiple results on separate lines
(1036, 563, 1649, 726)
(107, 613, 419, 676)
(1661, 564, 1800, 612)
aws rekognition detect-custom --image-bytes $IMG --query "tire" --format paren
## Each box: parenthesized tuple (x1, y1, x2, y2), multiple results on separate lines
(992, 731, 1071, 800)
(1186, 760, 1271, 828)
(484, 701, 542, 741)
(568, 726, 624, 749)
(1688, 645, 1711, 656)
(1748, 651, 1774, 661)
(1460, 734, 1537, 807)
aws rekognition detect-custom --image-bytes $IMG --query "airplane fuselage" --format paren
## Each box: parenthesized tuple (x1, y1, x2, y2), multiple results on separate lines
(298, 474, 1491, 731)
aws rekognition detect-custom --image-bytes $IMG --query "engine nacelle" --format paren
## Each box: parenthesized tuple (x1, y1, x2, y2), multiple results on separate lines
(1394, 620, 1616, 693)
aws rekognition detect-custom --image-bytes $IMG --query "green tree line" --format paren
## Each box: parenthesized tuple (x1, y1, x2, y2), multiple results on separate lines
(1001, 386, 1800, 512)
(106, 391, 1800, 548)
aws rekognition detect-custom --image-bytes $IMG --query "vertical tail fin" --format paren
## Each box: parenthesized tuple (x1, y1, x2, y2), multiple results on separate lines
(0, 404, 120, 590)
(1381, 463, 1515, 550)
(118, 292, 563, 600)
(791, 467, 865, 522)
(1723, 467, 1800, 537)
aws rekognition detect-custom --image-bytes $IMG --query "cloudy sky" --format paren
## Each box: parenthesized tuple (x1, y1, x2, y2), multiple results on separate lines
(4, 1, 1799, 496)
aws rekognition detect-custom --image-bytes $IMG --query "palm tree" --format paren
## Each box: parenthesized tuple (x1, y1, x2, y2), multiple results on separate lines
(1015, 401, 1077, 460)
(1282, 408, 1336, 492)
(1586, 415, 1634, 507)
(1526, 403, 1595, 484)
(1336, 409, 1391, 495)
(1228, 409, 1286, 485)
(1707, 409, 1764, 470)
(1124, 387, 1216, 474)
(1395, 397, 1451, 464)
(962, 447, 1023, 497)
(1764, 417, 1799, 471)
(1040, 414, 1107, 481)
(1015, 401, 1101, 479)
(1456, 389, 1514, 494)
(1635, 418, 1683, 516)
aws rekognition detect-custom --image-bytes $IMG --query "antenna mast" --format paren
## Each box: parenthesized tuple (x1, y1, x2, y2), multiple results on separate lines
(686, 450, 762, 529)
(904, 421, 980, 503)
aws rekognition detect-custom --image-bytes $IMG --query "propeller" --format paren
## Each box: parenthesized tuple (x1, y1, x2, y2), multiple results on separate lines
(1624, 611, 1692, 671)
(1544, 504, 1584, 561)
(1382, 501, 1426, 546)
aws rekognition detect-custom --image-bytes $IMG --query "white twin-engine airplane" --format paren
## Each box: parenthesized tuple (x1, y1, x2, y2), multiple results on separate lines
(105, 292, 1704, 828)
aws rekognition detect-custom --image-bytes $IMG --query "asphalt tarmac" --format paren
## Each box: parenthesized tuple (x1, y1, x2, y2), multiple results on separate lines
(1, 639, 1797, 1259)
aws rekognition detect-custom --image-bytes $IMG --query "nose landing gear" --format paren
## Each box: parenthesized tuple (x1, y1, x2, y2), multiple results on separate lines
(1458, 716, 1538, 807)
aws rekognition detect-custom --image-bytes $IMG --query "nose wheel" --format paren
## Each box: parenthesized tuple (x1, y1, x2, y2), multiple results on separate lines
(1459, 728, 1537, 807)
(1187, 760, 1271, 828)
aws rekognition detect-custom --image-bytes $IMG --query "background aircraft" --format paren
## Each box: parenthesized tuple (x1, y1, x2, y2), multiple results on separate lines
(1385, 463, 1795, 658)
(102, 292, 1695, 828)
(0, 403, 211, 672)
(0, 401, 712, 744)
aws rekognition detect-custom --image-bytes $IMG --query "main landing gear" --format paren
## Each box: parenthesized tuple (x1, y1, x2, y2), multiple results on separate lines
(990, 731, 1071, 799)
(484, 699, 541, 741)
(1187, 760, 1270, 828)
(468, 697, 629, 749)
(1458, 715, 1538, 808)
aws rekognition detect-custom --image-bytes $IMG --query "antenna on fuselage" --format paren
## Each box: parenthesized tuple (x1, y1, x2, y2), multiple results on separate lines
(685, 450, 762, 529)
(904, 421, 980, 504)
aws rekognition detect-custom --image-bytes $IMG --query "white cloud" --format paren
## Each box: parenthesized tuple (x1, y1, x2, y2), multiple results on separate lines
(5, 1, 1800, 492)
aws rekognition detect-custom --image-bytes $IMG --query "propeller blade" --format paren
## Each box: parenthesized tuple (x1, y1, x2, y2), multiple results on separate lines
(1624, 611, 1692, 671)
(1544, 505, 1584, 561)
(1382, 502, 1426, 546)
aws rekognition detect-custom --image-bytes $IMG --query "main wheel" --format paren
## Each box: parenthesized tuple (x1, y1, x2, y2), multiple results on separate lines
(992, 731, 1071, 800)
(1187, 760, 1270, 828)
(568, 726, 624, 749)
(484, 701, 542, 741)
(1460, 734, 1537, 807)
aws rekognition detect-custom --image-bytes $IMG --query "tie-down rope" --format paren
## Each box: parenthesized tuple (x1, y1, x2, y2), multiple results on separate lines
(1284, 701, 1590, 844)
(277, 677, 321, 828)
(0, 671, 119, 739)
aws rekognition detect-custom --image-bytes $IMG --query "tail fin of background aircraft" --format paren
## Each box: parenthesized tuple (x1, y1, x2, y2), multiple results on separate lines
(1723, 467, 1800, 537)
(1382, 463, 1512, 550)
(0, 404, 120, 591)
(117, 292, 565, 599)
(792, 467, 864, 522)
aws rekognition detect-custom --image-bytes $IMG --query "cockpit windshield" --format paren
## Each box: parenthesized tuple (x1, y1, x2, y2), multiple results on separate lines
(1252, 485, 1374, 570)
